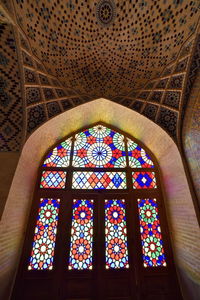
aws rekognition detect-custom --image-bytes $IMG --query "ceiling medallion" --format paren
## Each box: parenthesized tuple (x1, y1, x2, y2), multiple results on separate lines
(96, 0, 116, 27)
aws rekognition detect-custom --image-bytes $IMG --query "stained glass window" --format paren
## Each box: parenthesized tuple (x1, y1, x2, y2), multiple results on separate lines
(127, 138, 154, 168)
(105, 199, 129, 269)
(40, 171, 67, 189)
(132, 172, 157, 189)
(72, 172, 127, 189)
(68, 199, 94, 270)
(137, 198, 167, 267)
(72, 125, 126, 168)
(28, 198, 60, 270)
(28, 124, 168, 276)
(43, 138, 72, 167)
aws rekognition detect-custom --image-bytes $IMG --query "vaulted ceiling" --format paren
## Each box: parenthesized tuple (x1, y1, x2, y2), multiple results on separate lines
(0, 0, 200, 151)
(12, 0, 200, 98)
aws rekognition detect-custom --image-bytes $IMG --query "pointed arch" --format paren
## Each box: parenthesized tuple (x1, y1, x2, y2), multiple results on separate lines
(0, 99, 199, 300)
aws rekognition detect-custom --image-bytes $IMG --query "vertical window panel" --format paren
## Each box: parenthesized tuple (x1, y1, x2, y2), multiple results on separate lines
(105, 199, 129, 269)
(137, 198, 167, 267)
(40, 171, 67, 189)
(28, 198, 60, 270)
(132, 172, 157, 189)
(68, 199, 94, 270)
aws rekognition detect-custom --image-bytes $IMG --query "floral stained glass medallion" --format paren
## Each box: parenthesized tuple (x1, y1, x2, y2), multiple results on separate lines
(127, 138, 154, 168)
(72, 125, 126, 168)
(105, 199, 129, 269)
(68, 199, 94, 270)
(40, 171, 67, 189)
(72, 172, 127, 189)
(137, 198, 167, 267)
(132, 172, 157, 189)
(28, 198, 60, 270)
(43, 138, 72, 167)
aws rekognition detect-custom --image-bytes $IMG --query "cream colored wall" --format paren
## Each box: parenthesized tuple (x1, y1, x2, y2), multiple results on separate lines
(0, 153, 20, 218)
(0, 99, 199, 299)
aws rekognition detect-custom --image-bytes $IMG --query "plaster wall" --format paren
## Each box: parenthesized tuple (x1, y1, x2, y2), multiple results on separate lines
(0, 99, 199, 299)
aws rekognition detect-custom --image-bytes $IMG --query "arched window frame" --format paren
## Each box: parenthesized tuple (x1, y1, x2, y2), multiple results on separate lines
(13, 122, 180, 300)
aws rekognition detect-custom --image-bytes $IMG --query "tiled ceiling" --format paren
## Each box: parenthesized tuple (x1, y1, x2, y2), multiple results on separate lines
(0, 0, 200, 150)
(13, 0, 199, 98)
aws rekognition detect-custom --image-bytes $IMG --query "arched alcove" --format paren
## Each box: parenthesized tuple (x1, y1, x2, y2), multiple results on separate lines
(0, 99, 200, 300)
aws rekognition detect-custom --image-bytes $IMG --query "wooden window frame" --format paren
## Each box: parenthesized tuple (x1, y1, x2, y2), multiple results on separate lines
(12, 122, 181, 300)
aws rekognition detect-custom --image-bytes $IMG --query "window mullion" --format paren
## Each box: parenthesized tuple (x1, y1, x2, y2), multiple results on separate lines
(126, 193, 138, 297)
(53, 192, 72, 296)
(98, 193, 105, 271)
(69, 135, 75, 167)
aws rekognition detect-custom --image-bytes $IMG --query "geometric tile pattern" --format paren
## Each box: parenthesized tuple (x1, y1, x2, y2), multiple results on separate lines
(26, 87, 41, 105)
(132, 172, 157, 189)
(149, 92, 163, 103)
(19, 33, 30, 51)
(168, 75, 184, 89)
(40, 171, 67, 189)
(39, 74, 51, 85)
(27, 104, 47, 133)
(163, 92, 181, 109)
(0, 23, 23, 151)
(0, 1, 200, 147)
(157, 108, 178, 139)
(22, 51, 33, 67)
(46, 101, 61, 118)
(43, 88, 56, 101)
(24, 68, 38, 84)
(56, 89, 66, 98)
(72, 172, 127, 189)
(61, 99, 74, 111)
(130, 101, 144, 112)
(155, 79, 169, 89)
(175, 57, 188, 73)
(142, 104, 158, 121)
(13, 0, 200, 98)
